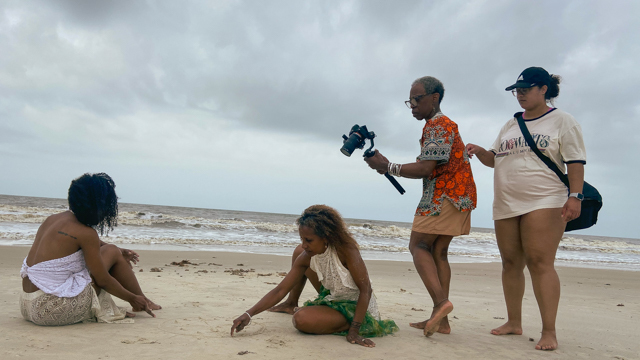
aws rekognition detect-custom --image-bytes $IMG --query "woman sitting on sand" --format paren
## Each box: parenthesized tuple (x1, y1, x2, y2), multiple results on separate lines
(231, 205, 398, 347)
(20, 173, 160, 325)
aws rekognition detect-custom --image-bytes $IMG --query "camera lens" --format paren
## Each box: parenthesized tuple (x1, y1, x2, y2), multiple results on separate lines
(340, 147, 353, 156)
(340, 133, 363, 157)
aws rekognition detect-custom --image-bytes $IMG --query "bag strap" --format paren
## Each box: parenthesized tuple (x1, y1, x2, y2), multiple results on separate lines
(515, 112, 570, 189)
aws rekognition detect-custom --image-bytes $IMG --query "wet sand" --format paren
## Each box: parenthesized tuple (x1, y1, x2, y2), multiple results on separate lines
(0, 245, 637, 359)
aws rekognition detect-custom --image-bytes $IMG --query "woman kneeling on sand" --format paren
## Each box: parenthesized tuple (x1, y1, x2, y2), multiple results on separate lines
(231, 205, 398, 347)
(20, 173, 160, 325)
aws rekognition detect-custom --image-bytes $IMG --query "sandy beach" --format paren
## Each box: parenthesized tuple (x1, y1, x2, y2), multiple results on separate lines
(0, 245, 637, 360)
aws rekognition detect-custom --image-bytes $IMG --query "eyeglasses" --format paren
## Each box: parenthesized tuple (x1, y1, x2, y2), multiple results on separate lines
(511, 87, 535, 97)
(405, 94, 429, 108)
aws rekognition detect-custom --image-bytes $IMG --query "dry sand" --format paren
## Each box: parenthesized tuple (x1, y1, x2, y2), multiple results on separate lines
(0, 245, 637, 360)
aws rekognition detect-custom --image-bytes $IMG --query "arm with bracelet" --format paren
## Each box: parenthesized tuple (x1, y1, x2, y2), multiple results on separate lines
(341, 245, 376, 347)
(366, 150, 437, 179)
(230, 254, 310, 336)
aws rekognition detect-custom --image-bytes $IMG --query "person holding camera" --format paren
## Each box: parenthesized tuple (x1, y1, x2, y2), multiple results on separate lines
(364, 76, 477, 337)
(465, 67, 586, 351)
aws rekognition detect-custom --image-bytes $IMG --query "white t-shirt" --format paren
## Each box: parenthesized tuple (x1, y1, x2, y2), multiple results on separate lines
(488, 109, 586, 220)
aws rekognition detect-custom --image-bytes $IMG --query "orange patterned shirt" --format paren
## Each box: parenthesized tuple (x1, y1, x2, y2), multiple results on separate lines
(415, 113, 477, 216)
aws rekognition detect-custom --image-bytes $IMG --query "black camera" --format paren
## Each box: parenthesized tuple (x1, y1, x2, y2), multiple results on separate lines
(341, 125, 376, 157)
(340, 124, 405, 195)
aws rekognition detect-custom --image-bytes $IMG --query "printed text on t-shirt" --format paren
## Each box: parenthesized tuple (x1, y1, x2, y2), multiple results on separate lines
(496, 133, 550, 155)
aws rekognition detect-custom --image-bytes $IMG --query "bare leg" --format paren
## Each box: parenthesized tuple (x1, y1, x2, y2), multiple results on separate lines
(410, 235, 454, 334)
(491, 217, 525, 336)
(96, 244, 161, 311)
(433, 235, 453, 334)
(521, 208, 564, 351)
(269, 245, 321, 314)
(292, 306, 376, 347)
(292, 305, 350, 334)
(408, 231, 453, 337)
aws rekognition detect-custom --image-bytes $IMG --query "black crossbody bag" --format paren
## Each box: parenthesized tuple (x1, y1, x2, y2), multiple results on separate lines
(515, 112, 602, 231)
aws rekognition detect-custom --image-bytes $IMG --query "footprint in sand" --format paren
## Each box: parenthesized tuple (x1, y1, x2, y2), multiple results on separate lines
(156, 317, 220, 337)
(121, 338, 159, 344)
(156, 316, 262, 338)
(266, 337, 287, 348)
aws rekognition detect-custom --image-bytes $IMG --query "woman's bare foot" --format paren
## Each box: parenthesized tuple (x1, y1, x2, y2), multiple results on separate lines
(490, 321, 522, 335)
(147, 298, 162, 310)
(268, 301, 298, 315)
(133, 298, 162, 311)
(409, 319, 427, 329)
(437, 316, 451, 334)
(535, 330, 558, 351)
(409, 315, 451, 334)
(424, 300, 453, 337)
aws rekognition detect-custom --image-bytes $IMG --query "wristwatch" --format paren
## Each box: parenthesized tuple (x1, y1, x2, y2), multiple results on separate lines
(569, 193, 584, 201)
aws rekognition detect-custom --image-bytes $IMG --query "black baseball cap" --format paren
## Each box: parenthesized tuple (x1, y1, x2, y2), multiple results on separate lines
(505, 67, 551, 91)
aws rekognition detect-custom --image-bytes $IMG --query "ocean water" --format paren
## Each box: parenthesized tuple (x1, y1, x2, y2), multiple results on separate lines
(1, 195, 638, 271)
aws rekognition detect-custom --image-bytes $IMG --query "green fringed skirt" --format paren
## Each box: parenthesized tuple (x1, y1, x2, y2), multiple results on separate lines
(303, 287, 398, 338)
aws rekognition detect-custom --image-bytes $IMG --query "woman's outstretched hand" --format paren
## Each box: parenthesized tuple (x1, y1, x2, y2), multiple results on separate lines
(465, 143, 495, 168)
(363, 150, 390, 174)
(230, 313, 251, 336)
(346, 332, 376, 347)
(465, 143, 483, 159)
(130, 295, 155, 317)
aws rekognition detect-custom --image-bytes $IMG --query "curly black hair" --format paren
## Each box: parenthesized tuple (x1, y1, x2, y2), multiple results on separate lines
(296, 205, 358, 251)
(545, 74, 562, 101)
(67, 173, 118, 235)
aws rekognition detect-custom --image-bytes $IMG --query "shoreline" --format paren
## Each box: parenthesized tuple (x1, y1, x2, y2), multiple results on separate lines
(3, 194, 639, 273)
(3, 240, 638, 272)
(1, 245, 638, 359)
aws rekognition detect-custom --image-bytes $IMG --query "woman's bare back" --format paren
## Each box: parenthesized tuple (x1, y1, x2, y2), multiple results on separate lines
(22, 211, 93, 292)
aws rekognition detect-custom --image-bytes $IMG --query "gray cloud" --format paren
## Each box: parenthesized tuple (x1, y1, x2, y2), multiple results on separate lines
(1, 0, 638, 238)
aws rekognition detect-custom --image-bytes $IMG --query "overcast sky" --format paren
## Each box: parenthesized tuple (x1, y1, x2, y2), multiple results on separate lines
(1, 0, 638, 239)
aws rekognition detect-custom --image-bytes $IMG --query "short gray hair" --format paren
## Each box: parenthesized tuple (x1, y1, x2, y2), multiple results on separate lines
(412, 76, 445, 104)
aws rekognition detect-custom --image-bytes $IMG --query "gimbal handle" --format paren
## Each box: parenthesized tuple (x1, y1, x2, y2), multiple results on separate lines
(364, 149, 406, 195)
(384, 173, 406, 195)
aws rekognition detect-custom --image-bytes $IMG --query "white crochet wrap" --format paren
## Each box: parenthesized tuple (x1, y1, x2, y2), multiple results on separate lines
(20, 285, 132, 326)
(309, 246, 380, 319)
(21, 250, 92, 298)
(20, 249, 132, 325)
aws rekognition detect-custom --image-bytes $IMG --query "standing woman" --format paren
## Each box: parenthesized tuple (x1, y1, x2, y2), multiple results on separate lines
(466, 67, 586, 350)
(364, 76, 477, 337)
